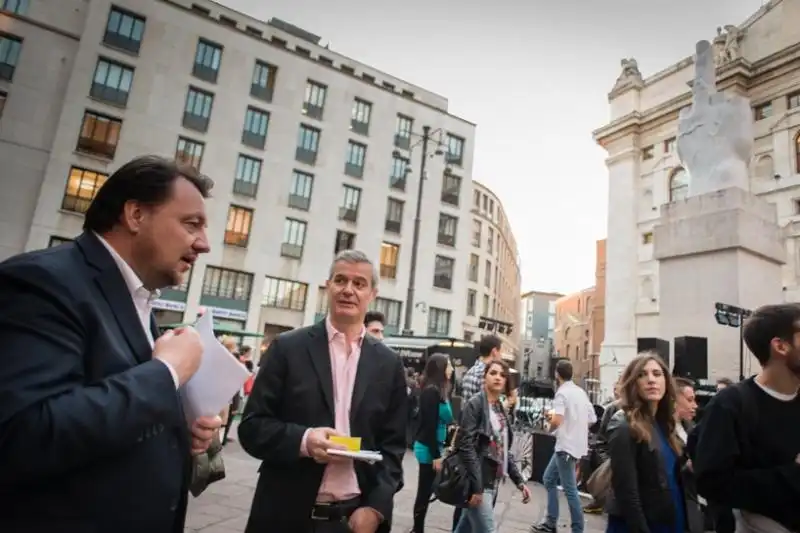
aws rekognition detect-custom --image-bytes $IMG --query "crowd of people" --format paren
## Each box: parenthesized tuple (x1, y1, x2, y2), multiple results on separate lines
(0, 156, 798, 533)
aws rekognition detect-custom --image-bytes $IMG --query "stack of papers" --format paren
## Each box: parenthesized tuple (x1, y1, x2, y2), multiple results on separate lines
(180, 312, 252, 422)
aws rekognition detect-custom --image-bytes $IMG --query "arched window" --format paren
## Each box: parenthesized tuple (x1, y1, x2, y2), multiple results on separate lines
(795, 132, 800, 174)
(669, 167, 689, 201)
(755, 155, 774, 179)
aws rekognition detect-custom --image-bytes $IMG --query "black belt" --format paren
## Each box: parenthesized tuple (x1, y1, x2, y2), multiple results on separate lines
(311, 498, 361, 522)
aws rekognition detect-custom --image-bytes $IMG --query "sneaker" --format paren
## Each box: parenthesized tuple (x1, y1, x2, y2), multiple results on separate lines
(531, 523, 556, 533)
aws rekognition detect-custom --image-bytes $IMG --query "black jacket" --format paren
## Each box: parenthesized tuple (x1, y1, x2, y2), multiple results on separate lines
(605, 411, 702, 533)
(454, 392, 524, 494)
(414, 385, 446, 460)
(594, 400, 620, 462)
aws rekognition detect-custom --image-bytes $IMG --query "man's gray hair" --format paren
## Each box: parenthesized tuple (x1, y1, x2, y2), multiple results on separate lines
(329, 249, 379, 288)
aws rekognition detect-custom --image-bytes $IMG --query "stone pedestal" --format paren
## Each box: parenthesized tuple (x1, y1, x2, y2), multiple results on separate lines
(653, 187, 785, 379)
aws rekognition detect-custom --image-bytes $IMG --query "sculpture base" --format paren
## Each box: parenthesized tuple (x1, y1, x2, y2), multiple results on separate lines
(653, 187, 785, 379)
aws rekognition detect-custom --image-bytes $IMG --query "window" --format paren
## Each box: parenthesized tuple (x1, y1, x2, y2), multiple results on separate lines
(669, 167, 689, 202)
(242, 107, 270, 149)
(446, 133, 465, 166)
(90, 58, 134, 106)
(438, 213, 457, 246)
(251, 60, 277, 102)
(224, 205, 253, 247)
(482, 294, 489, 316)
(467, 289, 477, 316)
(663, 137, 676, 154)
(281, 219, 307, 259)
(641, 146, 654, 160)
(2, 0, 28, 15)
(48, 236, 73, 248)
(385, 198, 403, 233)
(289, 170, 313, 211)
(233, 155, 262, 197)
(262, 276, 308, 311)
(395, 114, 413, 149)
(642, 232, 654, 244)
(433, 255, 454, 290)
(76, 111, 122, 158)
(473, 190, 480, 209)
(370, 297, 402, 332)
(390, 154, 409, 191)
(796, 133, 800, 174)
(484, 259, 492, 287)
(296, 124, 320, 165)
(103, 7, 145, 54)
(0, 91, 5, 119)
(202, 266, 253, 301)
(468, 253, 479, 282)
(427, 307, 451, 336)
(183, 87, 214, 132)
(303, 80, 326, 119)
(193, 39, 222, 83)
(345, 141, 366, 178)
(175, 137, 204, 169)
(441, 172, 461, 206)
(339, 185, 361, 223)
(335, 230, 355, 254)
(0, 34, 20, 81)
(61, 167, 108, 213)
(351, 98, 371, 135)
(380, 242, 399, 279)
(487, 227, 494, 254)
(472, 220, 481, 247)
(789, 92, 800, 110)
(754, 102, 773, 121)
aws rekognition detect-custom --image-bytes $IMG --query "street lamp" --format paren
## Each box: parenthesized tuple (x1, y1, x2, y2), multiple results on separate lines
(713, 302, 752, 381)
(397, 125, 449, 335)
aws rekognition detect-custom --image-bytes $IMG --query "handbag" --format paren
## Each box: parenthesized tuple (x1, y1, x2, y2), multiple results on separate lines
(432, 426, 471, 507)
(586, 458, 611, 506)
(189, 432, 226, 497)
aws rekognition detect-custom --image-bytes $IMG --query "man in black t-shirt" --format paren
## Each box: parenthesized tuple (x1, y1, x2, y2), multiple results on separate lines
(694, 303, 800, 532)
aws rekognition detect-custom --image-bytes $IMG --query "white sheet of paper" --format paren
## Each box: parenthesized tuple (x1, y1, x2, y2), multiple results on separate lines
(328, 449, 383, 462)
(180, 312, 251, 422)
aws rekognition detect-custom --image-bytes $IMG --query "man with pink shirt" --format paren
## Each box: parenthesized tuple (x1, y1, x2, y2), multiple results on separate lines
(239, 250, 408, 533)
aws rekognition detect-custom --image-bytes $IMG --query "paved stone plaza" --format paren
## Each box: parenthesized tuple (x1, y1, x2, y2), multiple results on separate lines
(185, 435, 607, 533)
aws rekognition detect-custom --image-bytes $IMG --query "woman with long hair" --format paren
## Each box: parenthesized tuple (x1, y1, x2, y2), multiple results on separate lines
(411, 353, 454, 533)
(605, 352, 700, 533)
(453, 360, 531, 533)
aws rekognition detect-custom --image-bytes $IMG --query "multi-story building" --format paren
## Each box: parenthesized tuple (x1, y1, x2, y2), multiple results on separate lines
(593, 0, 800, 393)
(553, 288, 596, 392)
(519, 290, 562, 379)
(463, 181, 522, 361)
(0, 0, 476, 343)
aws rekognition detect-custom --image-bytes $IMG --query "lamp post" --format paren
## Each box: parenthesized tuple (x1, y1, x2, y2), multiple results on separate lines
(398, 125, 448, 335)
(713, 302, 752, 381)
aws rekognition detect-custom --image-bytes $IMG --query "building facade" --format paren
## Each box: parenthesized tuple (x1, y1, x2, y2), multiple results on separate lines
(0, 0, 476, 344)
(463, 181, 522, 361)
(553, 287, 597, 397)
(519, 290, 562, 379)
(593, 0, 800, 395)
(590, 239, 606, 398)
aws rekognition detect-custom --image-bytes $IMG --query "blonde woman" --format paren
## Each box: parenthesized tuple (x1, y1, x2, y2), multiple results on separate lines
(605, 352, 699, 533)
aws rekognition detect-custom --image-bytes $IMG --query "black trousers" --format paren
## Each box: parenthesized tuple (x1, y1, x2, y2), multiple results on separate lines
(413, 463, 437, 532)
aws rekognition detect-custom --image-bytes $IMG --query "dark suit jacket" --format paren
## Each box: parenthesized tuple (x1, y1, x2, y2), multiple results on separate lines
(238, 321, 408, 533)
(0, 233, 190, 533)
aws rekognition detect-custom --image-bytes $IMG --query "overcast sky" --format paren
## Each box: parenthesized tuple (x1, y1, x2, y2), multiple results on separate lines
(221, 0, 767, 293)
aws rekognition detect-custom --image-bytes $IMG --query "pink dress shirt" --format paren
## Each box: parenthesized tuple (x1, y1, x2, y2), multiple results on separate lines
(301, 318, 364, 502)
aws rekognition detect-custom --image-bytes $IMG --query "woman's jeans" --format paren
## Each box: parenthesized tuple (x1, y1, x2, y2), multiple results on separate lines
(454, 488, 497, 533)
(413, 463, 437, 532)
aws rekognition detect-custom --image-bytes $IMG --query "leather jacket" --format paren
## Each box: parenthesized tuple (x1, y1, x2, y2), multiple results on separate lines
(454, 391, 524, 494)
(605, 411, 702, 533)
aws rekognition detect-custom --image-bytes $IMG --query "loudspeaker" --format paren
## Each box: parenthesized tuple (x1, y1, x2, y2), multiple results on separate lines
(531, 431, 556, 484)
(673, 336, 708, 380)
(637, 337, 670, 369)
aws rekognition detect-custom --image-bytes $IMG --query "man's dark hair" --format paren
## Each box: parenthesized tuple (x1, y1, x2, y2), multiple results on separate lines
(555, 359, 573, 381)
(674, 377, 695, 391)
(364, 311, 384, 326)
(716, 377, 733, 387)
(83, 155, 213, 233)
(478, 334, 502, 358)
(742, 304, 800, 366)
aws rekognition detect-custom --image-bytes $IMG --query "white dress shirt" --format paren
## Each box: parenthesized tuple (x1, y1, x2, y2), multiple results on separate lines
(95, 234, 179, 388)
(552, 380, 596, 459)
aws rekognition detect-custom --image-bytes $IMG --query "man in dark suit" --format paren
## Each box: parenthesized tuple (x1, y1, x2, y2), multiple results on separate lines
(0, 156, 222, 532)
(239, 249, 408, 533)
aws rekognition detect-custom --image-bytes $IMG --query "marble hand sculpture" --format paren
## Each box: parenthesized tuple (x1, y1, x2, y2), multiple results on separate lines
(677, 40, 753, 196)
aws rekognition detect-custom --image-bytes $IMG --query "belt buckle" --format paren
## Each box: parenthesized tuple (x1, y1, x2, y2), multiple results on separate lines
(311, 503, 330, 521)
